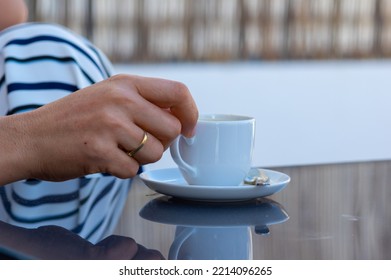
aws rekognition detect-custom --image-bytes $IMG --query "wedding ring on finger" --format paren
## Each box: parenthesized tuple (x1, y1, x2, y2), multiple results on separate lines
(127, 131, 148, 158)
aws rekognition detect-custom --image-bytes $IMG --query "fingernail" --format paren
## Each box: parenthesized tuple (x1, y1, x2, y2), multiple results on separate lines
(185, 127, 196, 138)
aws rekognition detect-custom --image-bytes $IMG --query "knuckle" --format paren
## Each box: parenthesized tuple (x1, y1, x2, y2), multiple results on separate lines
(172, 119, 182, 135)
(82, 139, 104, 159)
(110, 164, 139, 179)
(148, 144, 164, 163)
(106, 74, 137, 100)
(139, 142, 163, 164)
(108, 73, 130, 82)
(166, 118, 182, 139)
(171, 81, 190, 96)
(101, 113, 125, 132)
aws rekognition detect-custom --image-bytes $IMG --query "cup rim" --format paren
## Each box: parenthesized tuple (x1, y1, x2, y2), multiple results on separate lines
(198, 114, 254, 122)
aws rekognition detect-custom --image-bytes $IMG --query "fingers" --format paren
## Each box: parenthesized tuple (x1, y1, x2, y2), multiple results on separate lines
(78, 112, 165, 178)
(95, 235, 164, 260)
(118, 75, 198, 138)
(104, 74, 198, 172)
(105, 132, 163, 177)
(131, 104, 182, 150)
(94, 235, 138, 260)
(132, 244, 165, 260)
(102, 148, 140, 179)
(114, 122, 164, 165)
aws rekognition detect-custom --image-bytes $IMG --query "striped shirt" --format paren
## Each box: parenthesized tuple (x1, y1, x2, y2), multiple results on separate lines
(0, 23, 130, 243)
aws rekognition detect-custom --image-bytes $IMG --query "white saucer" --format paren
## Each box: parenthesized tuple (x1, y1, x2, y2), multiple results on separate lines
(139, 167, 290, 202)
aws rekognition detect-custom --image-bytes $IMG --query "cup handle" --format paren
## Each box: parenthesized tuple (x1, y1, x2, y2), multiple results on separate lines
(170, 136, 197, 177)
(168, 227, 195, 260)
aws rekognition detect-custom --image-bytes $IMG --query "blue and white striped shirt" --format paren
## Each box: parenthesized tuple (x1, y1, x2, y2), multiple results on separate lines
(0, 23, 130, 243)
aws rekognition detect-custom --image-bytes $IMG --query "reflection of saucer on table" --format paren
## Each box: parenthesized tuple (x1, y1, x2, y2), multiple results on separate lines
(139, 167, 291, 202)
(140, 195, 289, 228)
(139, 196, 289, 260)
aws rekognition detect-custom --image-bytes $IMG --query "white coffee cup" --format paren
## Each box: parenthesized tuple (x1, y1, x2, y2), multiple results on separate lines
(170, 114, 255, 186)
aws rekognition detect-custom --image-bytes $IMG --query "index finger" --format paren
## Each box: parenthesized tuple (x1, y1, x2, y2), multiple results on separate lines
(127, 75, 199, 137)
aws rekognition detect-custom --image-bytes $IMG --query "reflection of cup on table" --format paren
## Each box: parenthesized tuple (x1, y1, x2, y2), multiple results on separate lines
(170, 226, 251, 260)
(170, 114, 255, 186)
(139, 196, 289, 260)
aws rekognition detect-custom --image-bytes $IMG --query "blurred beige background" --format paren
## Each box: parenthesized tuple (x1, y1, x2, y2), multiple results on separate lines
(25, 0, 391, 63)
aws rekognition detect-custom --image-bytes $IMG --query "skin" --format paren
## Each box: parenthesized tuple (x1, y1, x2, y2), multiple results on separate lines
(0, 0, 28, 31)
(0, 74, 198, 185)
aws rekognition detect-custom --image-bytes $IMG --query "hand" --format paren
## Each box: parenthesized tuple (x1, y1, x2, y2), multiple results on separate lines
(0, 221, 164, 260)
(0, 74, 198, 184)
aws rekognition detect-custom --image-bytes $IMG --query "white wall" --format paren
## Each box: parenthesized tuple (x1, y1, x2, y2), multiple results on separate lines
(115, 60, 391, 169)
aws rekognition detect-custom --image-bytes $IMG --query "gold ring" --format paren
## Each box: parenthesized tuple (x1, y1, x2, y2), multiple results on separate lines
(127, 131, 148, 158)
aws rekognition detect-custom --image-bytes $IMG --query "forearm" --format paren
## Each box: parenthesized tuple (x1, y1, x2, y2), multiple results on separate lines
(0, 114, 33, 185)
